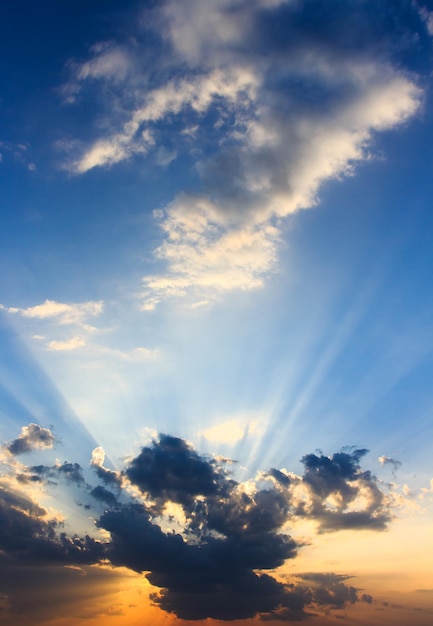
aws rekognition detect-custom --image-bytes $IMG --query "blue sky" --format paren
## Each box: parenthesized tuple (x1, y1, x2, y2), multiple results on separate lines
(1, 1, 433, 624)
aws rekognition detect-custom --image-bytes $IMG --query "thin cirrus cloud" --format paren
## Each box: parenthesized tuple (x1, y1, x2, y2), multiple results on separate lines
(60, 0, 424, 309)
(0, 428, 415, 623)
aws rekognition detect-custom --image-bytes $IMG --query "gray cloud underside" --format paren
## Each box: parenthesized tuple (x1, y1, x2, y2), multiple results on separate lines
(6, 424, 56, 456)
(0, 431, 395, 621)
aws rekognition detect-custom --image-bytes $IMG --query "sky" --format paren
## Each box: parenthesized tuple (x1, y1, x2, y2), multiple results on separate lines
(1, 0, 433, 624)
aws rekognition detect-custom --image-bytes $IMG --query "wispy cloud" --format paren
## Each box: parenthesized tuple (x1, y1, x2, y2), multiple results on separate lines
(1, 299, 159, 363)
(46, 336, 87, 352)
(0, 299, 103, 328)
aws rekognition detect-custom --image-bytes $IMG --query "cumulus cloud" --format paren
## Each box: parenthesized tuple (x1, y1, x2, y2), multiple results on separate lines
(0, 429, 412, 621)
(96, 435, 393, 620)
(6, 424, 56, 456)
(283, 449, 392, 532)
(59, 0, 425, 307)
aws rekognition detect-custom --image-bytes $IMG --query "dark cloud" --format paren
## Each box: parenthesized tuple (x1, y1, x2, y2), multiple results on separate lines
(301, 448, 369, 498)
(298, 573, 358, 608)
(6, 423, 55, 456)
(29, 461, 85, 485)
(99, 502, 306, 620)
(0, 433, 394, 621)
(94, 435, 388, 620)
(293, 449, 391, 532)
(57, 461, 85, 484)
(125, 434, 227, 506)
(93, 464, 122, 487)
(0, 562, 132, 625)
(90, 485, 118, 506)
(0, 486, 103, 566)
(361, 593, 373, 604)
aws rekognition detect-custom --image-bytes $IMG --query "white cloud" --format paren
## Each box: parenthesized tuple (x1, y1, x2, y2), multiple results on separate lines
(91, 446, 105, 467)
(61, 1, 423, 306)
(68, 67, 258, 173)
(47, 336, 87, 352)
(142, 196, 280, 307)
(199, 414, 264, 445)
(1, 299, 103, 326)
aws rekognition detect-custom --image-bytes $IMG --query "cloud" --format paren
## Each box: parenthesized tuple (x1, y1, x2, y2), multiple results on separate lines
(46, 336, 86, 351)
(141, 197, 281, 307)
(417, 3, 433, 36)
(96, 435, 392, 620)
(1, 299, 103, 323)
(91, 446, 106, 467)
(0, 299, 103, 328)
(90, 485, 118, 506)
(124, 434, 225, 507)
(29, 461, 86, 486)
(94, 345, 159, 362)
(6, 424, 56, 456)
(59, 1, 425, 307)
(0, 431, 411, 622)
(0, 485, 104, 566)
(378, 455, 402, 472)
(285, 449, 392, 532)
(1, 299, 160, 361)
(199, 414, 263, 445)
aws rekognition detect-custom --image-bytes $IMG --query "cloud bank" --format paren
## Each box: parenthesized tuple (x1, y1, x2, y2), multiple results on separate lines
(0, 427, 410, 622)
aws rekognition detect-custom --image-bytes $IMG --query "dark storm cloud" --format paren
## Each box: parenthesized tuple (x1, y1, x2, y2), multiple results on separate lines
(98, 502, 307, 621)
(0, 486, 103, 566)
(0, 562, 131, 625)
(125, 434, 227, 506)
(0, 433, 394, 621)
(92, 435, 388, 620)
(6, 423, 55, 455)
